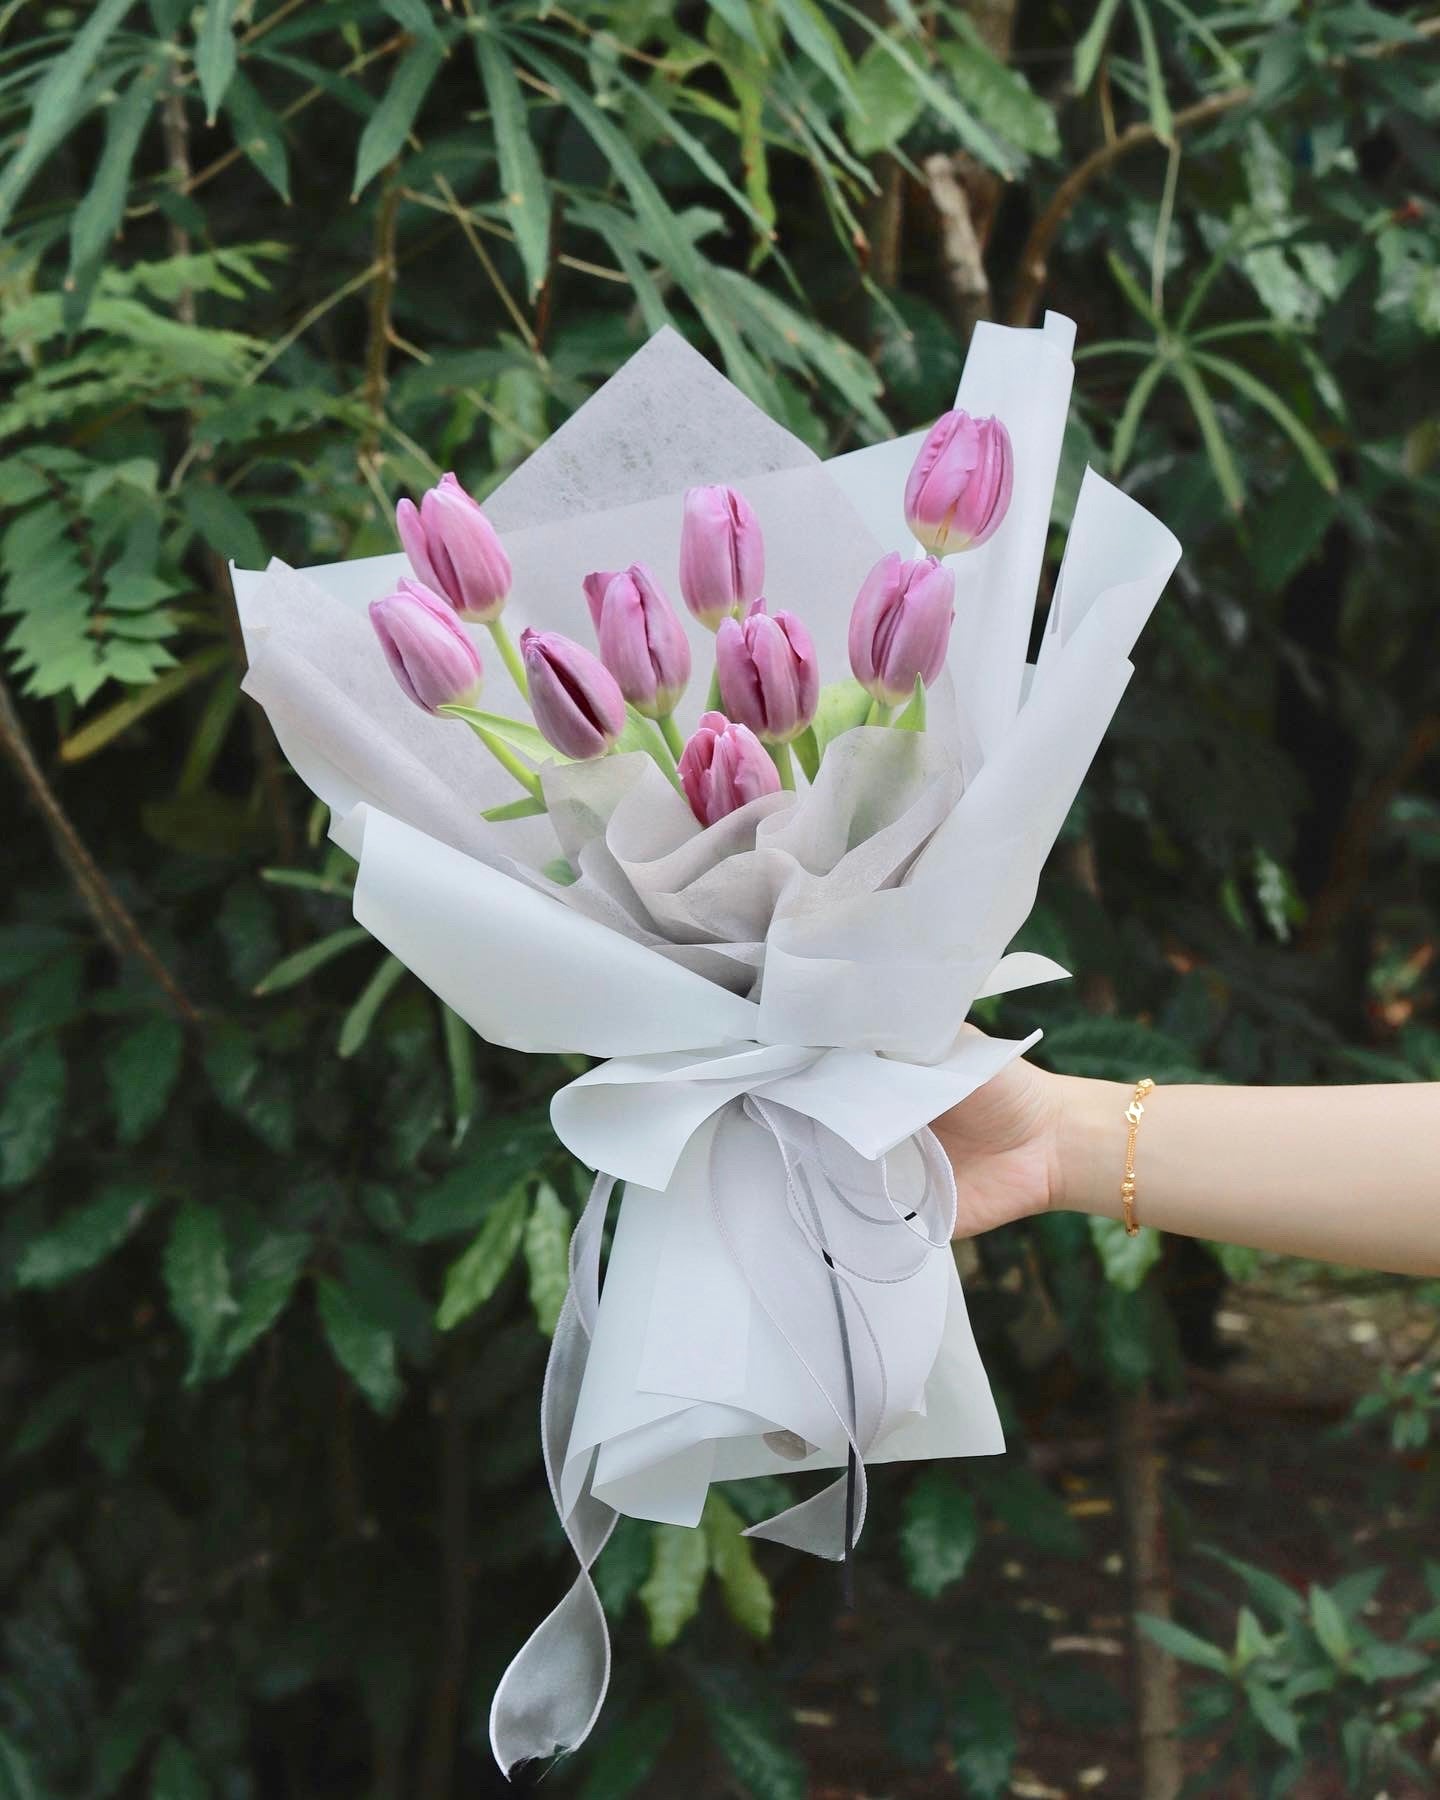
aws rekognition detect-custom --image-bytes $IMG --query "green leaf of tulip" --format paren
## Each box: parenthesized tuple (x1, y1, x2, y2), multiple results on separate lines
(893, 675, 927, 732)
(438, 704, 568, 765)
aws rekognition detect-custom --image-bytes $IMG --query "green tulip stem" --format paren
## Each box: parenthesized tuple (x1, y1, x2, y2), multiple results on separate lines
(487, 618, 529, 699)
(463, 720, 542, 801)
(768, 739, 795, 791)
(705, 669, 723, 713)
(865, 699, 894, 727)
(658, 711, 686, 762)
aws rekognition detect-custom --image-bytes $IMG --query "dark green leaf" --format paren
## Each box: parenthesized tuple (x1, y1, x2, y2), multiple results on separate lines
(434, 1184, 529, 1328)
(253, 926, 370, 995)
(317, 1276, 402, 1413)
(337, 954, 406, 1058)
(950, 1671, 1016, 1800)
(901, 1469, 979, 1599)
(1137, 1613, 1232, 1674)
(163, 1202, 236, 1386)
(151, 1736, 208, 1800)
(104, 1014, 184, 1144)
(16, 1183, 152, 1289)
(0, 1037, 66, 1188)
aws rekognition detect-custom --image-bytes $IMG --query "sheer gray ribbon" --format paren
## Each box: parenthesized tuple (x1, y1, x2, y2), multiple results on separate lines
(488, 1100, 957, 1776)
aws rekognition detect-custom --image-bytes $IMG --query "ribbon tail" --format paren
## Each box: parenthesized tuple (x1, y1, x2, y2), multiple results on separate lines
(490, 1175, 617, 1776)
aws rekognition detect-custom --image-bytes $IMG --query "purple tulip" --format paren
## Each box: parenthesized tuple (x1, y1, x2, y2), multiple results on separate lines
(678, 484, 765, 628)
(584, 564, 692, 720)
(678, 711, 782, 827)
(715, 599, 818, 744)
(396, 471, 512, 623)
(370, 578, 484, 714)
(903, 411, 1014, 556)
(521, 628, 627, 760)
(848, 553, 956, 707)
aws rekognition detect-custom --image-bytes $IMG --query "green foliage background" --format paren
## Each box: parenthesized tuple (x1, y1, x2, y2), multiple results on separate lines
(2, 1, 1438, 1795)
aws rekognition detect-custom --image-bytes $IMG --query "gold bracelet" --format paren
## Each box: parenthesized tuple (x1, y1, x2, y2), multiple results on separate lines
(1121, 1077, 1156, 1236)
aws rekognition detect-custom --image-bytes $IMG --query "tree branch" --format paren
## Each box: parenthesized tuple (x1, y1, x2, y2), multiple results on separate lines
(1009, 15, 1440, 329)
(0, 671, 202, 1027)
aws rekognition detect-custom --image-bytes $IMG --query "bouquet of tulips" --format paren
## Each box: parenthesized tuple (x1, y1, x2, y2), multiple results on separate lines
(371, 413, 1010, 834)
(231, 317, 1179, 1773)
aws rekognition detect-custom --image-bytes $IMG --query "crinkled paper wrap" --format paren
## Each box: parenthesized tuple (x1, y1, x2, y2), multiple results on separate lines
(231, 316, 1180, 1771)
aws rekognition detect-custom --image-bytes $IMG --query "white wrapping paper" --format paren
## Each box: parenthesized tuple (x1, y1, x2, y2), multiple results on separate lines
(230, 316, 1180, 1772)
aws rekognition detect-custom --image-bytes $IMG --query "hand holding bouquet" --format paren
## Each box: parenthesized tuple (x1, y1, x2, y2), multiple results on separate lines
(230, 316, 1179, 1771)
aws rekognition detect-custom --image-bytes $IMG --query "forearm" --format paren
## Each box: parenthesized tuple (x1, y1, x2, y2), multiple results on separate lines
(1053, 1076, 1440, 1278)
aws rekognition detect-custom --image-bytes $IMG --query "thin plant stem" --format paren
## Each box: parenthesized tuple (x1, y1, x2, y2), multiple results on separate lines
(705, 669, 723, 713)
(487, 619, 529, 698)
(768, 739, 795, 790)
(658, 711, 686, 761)
(865, 699, 893, 726)
(453, 718, 541, 799)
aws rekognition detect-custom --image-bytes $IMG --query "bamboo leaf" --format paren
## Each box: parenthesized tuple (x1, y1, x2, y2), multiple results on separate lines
(1171, 357, 1245, 512)
(1074, 0, 1125, 92)
(337, 954, 406, 1058)
(0, 0, 133, 235)
(1110, 356, 1166, 472)
(772, 0, 859, 105)
(64, 60, 167, 330)
(253, 926, 370, 996)
(353, 38, 443, 198)
(938, 21, 1059, 158)
(827, 0, 1012, 175)
(1190, 350, 1338, 492)
(223, 69, 291, 202)
(1137, 1613, 1233, 1673)
(1128, 0, 1173, 143)
(514, 42, 762, 390)
(197, 0, 240, 124)
(474, 32, 551, 300)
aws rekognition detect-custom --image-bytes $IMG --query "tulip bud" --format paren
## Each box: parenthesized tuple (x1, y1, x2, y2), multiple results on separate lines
(396, 471, 512, 623)
(678, 484, 764, 628)
(903, 410, 1013, 556)
(678, 710, 782, 827)
(847, 553, 956, 707)
(584, 564, 692, 720)
(370, 578, 484, 714)
(715, 599, 818, 744)
(520, 628, 627, 760)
